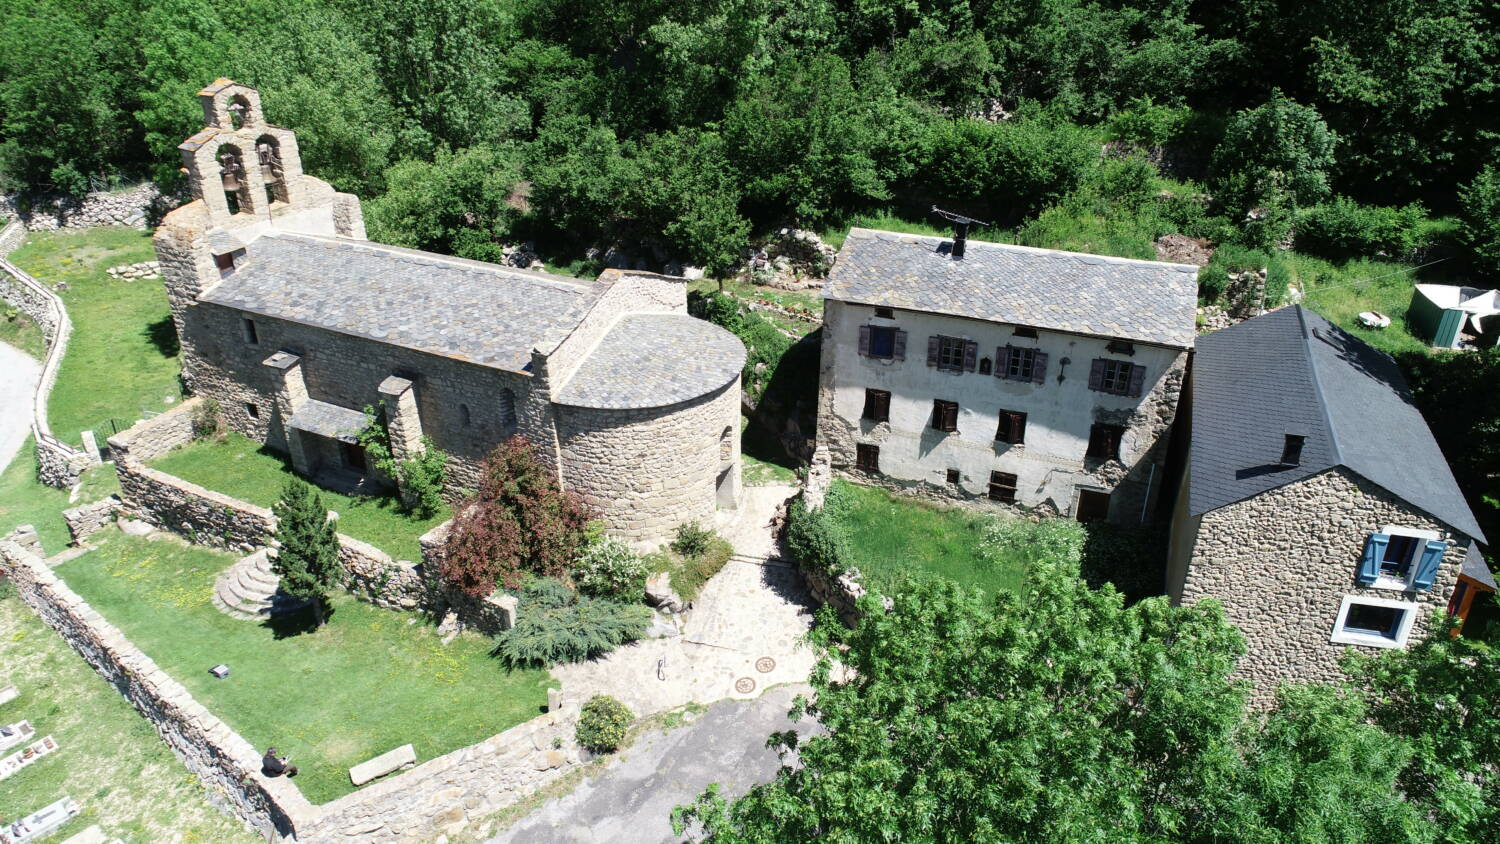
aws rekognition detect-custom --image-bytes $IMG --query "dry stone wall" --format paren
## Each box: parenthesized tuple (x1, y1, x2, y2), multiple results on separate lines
(1180, 466, 1468, 701)
(62, 495, 123, 544)
(105, 396, 201, 462)
(0, 183, 175, 231)
(116, 456, 276, 552)
(338, 535, 427, 611)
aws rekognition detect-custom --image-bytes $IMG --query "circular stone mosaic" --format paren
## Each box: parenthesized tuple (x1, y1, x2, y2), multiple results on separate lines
(735, 677, 756, 694)
(755, 656, 776, 674)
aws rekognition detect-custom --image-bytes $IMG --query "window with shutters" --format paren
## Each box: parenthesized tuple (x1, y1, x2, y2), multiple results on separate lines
(932, 399, 958, 433)
(1089, 358, 1147, 397)
(1086, 423, 1124, 461)
(860, 325, 905, 360)
(932, 335, 969, 372)
(856, 443, 880, 473)
(988, 471, 1017, 503)
(1331, 595, 1416, 648)
(1005, 346, 1035, 380)
(1359, 526, 1445, 590)
(861, 388, 891, 423)
(995, 410, 1026, 444)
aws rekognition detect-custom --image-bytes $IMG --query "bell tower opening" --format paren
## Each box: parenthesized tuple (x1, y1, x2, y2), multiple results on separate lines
(257, 135, 289, 205)
(217, 144, 250, 216)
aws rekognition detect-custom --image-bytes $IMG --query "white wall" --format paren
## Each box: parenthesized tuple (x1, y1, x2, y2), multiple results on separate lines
(819, 300, 1186, 519)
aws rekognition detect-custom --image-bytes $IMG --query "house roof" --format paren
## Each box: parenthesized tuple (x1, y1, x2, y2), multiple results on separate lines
(1463, 542, 1496, 591)
(1189, 306, 1484, 541)
(287, 399, 366, 444)
(199, 233, 604, 372)
(554, 313, 744, 410)
(822, 228, 1199, 348)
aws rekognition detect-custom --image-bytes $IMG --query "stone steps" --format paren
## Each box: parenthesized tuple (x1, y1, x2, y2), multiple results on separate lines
(212, 550, 311, 620)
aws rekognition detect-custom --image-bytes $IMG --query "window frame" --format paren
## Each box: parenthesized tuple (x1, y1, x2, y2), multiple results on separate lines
(855, 443, 880, 473)
(1371, 526, 1441, 591)
(988, 471, 1018, 503)
(935, 335, 968, 372)
(874, 306, 895, 319)
(945, 468, 961, 486)
(866, 325, 899, 359)
(861, 388, 891, 423)
(1005, 346, 1036, 381)
(1330, 595, 1417, 648)
(932, 399, 959, 433)
(1086, 423, 1125, 461)
(1097, 359, 1133, 394)
(244, 402, 259, 420)
(1012, 326, 1038, 339)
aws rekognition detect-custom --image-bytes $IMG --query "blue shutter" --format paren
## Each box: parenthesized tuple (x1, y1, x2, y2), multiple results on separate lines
(1412, 540, 1446, 590)
(1358, 534, 1389, 584)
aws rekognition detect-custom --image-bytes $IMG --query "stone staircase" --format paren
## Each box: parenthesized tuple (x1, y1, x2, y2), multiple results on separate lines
(212, 550, 311, 620)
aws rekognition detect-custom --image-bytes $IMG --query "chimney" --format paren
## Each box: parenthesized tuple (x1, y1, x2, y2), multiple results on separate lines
(931, 206, 990, 261)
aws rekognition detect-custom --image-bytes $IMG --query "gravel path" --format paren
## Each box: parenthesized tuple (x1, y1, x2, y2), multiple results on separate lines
(0, 340, 41, 474)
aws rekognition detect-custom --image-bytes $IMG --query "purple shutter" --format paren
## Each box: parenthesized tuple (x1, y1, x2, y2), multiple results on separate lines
(1032, 351, 1048, 385)
(1127, 364, 1147, 397)
(964, 340, 978, 372)
(1358, 533, 1389, 585)
(1412, 540, 1446, 589)
(927, 335, 940, 367)
(1088, 359, 1106, 392)
(858, 325, 871, 356)
(995, 346, 1011, 379)
(892, 329, 907, 360)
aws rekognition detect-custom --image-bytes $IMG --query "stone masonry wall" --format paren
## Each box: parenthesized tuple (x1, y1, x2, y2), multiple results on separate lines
(1180, 467, 1469, 700)
(0, 226, 59, 341)
(0, 183, 175, 231)
(105, 395, 201, 462)
(0, 530, 315, 841)
(338, 534, 427, 611)
(555, 377, 741, 544)
(62, 495, 123, 544)
(116, 456, 277, 551)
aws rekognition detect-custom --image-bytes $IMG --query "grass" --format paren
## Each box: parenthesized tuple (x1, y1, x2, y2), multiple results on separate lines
(828, 480, 1027, 597)
(57, 531, 554, 804)
(646, 535, 734, 603)
(0, 593, 255, 843)
(8, 228, 182, 448)
(0, 310, 45, 359)
(0, 438, 120, 556)
(740, 416, 798, 485)
(150, 433, 447, 561)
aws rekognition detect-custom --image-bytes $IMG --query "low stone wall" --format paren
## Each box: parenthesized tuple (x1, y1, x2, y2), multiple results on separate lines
(0, 183, 176, 231)
(62, 495, 122, 545)
(0, 529, 316, 840)
(116, 456, 276, 551)
(0, 218, 25, 253)
(105, 397, 202, 462)
(416, 520, 517, 633)
(0, 224, 59, 342)
(338, 535, 426, 611)
(34, 438, 95, 488)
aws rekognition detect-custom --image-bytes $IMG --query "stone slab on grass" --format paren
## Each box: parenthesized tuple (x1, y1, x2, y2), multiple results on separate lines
(0, 684, 17, 707)
(349, 743, 416, 786)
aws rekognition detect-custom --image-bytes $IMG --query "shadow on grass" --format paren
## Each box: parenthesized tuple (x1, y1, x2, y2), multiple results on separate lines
(1079, 522, 1169, 604)
(142, 314, 180, 358)
(260, 602, 334, 640)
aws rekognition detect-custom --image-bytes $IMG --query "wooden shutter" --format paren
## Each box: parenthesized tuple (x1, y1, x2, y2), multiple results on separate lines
(946, 402, 959, 431)
(862, 389, 876, 420)
(1032, 351, 1048, 385)
(858, 325, 871, 356)
(892, 329, 907, 360)
(927, 335, 940, 367)
(964, 340, 978, 372)
(1011, 411, 1027, 444)
(1126, 364, 1147, 397)
(876, 390, 890, 421)
(1358, 533, 1389, 585)
(1088, 358, 1106, 391)
(995, 346, 1011, 379)
(1412, 540, 1446, 589)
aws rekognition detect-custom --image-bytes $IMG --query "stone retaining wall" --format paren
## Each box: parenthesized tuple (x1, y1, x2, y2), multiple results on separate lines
(105, 396, 201, 462)
(339, 535, 426, 611)
(0, 183, 176, 231)
(0, 222, 59, 342)
(0, 529, 316, 841)
(116, 456, 276, 552)
(62, 496, 122, 545)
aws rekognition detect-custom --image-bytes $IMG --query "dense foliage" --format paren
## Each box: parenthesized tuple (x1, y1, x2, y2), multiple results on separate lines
(572, 537, 649, 601)
(1398, 347, 1500, 545)
(491, 577, 650, 668)
(441, 436, 594, 596)
(358, 406, 449, 519)
(576, 694, 634, 753)
(270, 478, 341, 625)
(5, 0, 1497, 270)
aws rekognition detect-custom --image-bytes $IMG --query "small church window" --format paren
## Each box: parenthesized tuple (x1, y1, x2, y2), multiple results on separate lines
(459, 403, 471, 427)
(499, 388, 517, 427)
(242, 317, 258, 345)
(244, 402, 259, 419)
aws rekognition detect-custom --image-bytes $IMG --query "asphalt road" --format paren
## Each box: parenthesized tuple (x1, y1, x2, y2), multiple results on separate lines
(489, 683, 817, 844)
(0, 339, 41, 475)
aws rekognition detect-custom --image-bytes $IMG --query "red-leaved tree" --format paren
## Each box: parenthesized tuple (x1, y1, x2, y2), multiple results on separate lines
(441, 436, 595, 596)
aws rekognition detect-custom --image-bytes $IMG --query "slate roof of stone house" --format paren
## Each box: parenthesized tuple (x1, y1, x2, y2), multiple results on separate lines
(823, 228, 1199, 348)
(1188, 305, 1485, 541)
(287, 399, 366, 443)
(554, 313, 745, 409)
(199, 233, 604, 372)
(1463, 542, 1496, 590)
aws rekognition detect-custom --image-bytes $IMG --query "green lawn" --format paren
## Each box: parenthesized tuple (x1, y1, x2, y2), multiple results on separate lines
(0, 311, 45, 359)
(0, 438, 120, 556)
(8, 228, 182, 447)
(0, 593, 255, 843)
(150, 433, 447, 561)
(57, 532, 553, 804)
(827, 479, 1027, 596)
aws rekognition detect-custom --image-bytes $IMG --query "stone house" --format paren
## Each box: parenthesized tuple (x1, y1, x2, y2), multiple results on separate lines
(815, 227, 1198, 523)
(153, 80, 745, 543)
(1166, 305, 1489, 693)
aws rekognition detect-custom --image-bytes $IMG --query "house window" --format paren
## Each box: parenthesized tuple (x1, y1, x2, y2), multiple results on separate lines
(1281, 434, 1305, 466)
(855, 443, 880, 473)
(874, 307, 894, 319)
(861, 388, 890, 423)
(1013, 326, 1038, 339)
(1331, 595, 1417, 648)
(988, 471, 1017, 503)
(996, 410, 1026, 445)
(1089, 358, 1146, 397)
(1358, 527, 1445, 590)
(929, 335, 972, 372)
(932, 399, 959, 433)
(241, 317, 259, 345)
(1087, 423, 1125, 461)
(996, 345, 1047, 383)
(214, 252, 236, 273)
(945, 468, 961, 486)
(1106, 340, 1135, 356)
(244, 402, 259, 419)
(860, 325, 906, 360)
(1075, 490, 1111, 522)
(1382, 535, 1422, 578)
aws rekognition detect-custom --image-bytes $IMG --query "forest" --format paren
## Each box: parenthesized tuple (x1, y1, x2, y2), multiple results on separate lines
(2, 0, 1498, 278)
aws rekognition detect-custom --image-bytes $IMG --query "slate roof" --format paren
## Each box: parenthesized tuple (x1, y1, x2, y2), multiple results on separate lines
(1189, 306, 1484, 541)
(1463, 542, 1496, 590)
(200, 233, 604, 372)
(288, 399, 366, 443)
(554, 313, 745, 410)
(823, 228, 1199, 348)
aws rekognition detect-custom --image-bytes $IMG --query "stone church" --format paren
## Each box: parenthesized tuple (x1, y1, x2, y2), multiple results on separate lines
(154, 80, 745, 543)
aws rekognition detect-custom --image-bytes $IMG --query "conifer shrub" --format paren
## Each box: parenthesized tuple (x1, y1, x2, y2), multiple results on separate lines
(491, 578, 650, 668)
(271, 479, 341, 626)
(576, 694, 634, 753)
(670, 521, 714, 559)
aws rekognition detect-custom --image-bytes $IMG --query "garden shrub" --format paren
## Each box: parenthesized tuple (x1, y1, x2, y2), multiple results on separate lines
(1105, 97, 1193, 150)
(670, 521, 714, 559)
(492, 578, 650, 668)
(976, 518, 1084, 573)
(576, 694, 634, 753)
(442, 436, 596, 596)
(1198, 243, 1271, 304)
(664, 535, 733, 602)
(785, 492, 852, 578)
(574, 537, 648, 600)
(271, 479, 341, 626)
(1296, 198, 1427, 261)
(191, 397, 225, 441)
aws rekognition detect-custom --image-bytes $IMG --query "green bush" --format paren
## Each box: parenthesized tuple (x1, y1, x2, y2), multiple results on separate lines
(573, 537, 648, 600)
(670, 521, 715, 559)
(491, 578, 650, 668)
(1296, 198, 1428, 261)
(976, 518, 1084, 572)
(576, 694, 634, 753)
(1458, 166, 1500, 274)
(1105, 98, 1194, 149)
(785, 493, 852, 578)
(689, 291, 794, 402)
(1198, 243, 1272, 304)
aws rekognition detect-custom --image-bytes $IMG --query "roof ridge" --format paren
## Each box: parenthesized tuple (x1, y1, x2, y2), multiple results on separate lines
(843, 226, 1200, 272)
(1295, 305, 1344, 467)
(272, 232, 598, 293)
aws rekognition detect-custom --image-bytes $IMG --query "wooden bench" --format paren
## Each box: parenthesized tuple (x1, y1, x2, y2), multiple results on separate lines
(348, 743, 416, 786)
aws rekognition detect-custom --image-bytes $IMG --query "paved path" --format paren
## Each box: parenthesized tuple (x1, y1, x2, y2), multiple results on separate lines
(0, 340, 41, 474)
(489, 683, 816, 844)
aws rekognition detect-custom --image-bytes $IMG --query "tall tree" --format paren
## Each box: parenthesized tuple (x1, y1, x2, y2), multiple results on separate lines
(270, 479, 341, 627)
